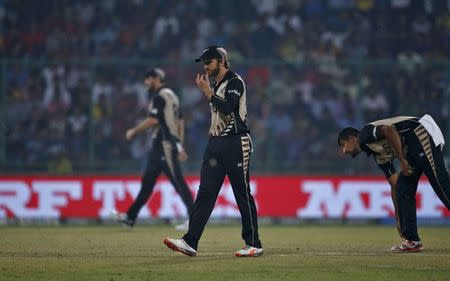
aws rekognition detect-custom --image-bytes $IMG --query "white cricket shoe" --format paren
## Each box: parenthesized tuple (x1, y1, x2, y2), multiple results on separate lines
(391, 239, 423, 253)
(163, 238, 197, 257)
(110, 209, 134, 229)
(175, 220, 189, 231)
(234, 245, 264, 257)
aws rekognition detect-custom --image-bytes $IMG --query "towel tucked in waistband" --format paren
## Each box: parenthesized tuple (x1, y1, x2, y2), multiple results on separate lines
(418, 114, 445, 151)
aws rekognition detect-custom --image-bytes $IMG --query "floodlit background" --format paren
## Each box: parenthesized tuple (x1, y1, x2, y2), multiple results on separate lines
(2, 0, 449, 174)
(1, 1, 450, 280)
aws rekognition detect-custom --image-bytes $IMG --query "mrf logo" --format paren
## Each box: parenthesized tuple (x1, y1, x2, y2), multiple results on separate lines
(296, 180, 442, 218)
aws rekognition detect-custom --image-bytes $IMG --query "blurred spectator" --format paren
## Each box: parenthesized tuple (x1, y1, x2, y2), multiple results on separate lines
(67, 106, 88, 161)
(360, 86, 389, 120)
(47, 150, 73, 174)
(2, 0, 449, 174)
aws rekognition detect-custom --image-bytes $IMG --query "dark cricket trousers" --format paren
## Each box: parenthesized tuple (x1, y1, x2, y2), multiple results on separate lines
(127, 140, 194, 221)
(396, 125, 450, 241)
(183, 134, 262, 250)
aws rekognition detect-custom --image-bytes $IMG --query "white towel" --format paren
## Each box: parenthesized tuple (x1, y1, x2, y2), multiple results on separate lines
(418, 114, 445, 151)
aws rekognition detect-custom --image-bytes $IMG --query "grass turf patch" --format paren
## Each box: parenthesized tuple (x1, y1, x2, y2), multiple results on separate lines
(0, 225, 449, 281)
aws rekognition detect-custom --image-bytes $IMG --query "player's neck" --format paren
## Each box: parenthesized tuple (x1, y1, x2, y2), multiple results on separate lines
(215, 68, 227, 83)
(153, 84, 164, 92)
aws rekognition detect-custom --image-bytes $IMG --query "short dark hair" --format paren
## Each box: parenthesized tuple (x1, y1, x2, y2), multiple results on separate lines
(144, 67, 166, 82)
(337, 127, 360, 145)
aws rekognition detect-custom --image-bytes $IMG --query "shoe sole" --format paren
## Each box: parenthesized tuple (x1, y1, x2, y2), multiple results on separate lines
(391, 246, 424, 253)
(235, 251, 264, 257)
(163, 238, 197, 257)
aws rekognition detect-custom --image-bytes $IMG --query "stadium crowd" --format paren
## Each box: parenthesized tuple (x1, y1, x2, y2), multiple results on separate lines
(2, 0, 449, 173)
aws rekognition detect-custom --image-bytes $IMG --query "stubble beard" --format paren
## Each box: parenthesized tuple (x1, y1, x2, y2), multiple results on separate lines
(210, 64, 220, 77)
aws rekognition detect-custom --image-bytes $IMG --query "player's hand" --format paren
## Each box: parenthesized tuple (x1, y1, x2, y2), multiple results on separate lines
(399, 158, 413, 176)
(195, 73, 211, 93)
(125, 128, 136, 141)
(178, 150, 188, 162)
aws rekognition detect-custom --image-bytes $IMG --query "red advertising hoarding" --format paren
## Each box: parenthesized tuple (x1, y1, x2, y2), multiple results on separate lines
(0, 175, 449, 219)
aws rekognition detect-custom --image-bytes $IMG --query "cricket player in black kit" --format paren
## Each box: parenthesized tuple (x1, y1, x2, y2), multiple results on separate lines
(111, 68, 194, 231)
(338, 115, 450, 252)
(164, 46, 263, 257)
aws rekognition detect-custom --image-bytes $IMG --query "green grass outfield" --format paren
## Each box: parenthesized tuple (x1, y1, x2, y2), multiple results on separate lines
(0, 225, 449, 281)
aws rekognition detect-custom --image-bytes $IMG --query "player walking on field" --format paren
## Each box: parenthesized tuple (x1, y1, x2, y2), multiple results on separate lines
(112, 68, 194, 231)
(338, 115, 450, 252)
(163, 45, 263, 257)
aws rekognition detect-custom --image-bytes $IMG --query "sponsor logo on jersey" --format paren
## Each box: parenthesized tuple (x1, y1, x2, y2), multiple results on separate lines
(228, 89, 241, 96)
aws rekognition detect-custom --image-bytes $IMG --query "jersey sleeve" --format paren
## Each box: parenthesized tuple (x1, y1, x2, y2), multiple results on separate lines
(359, 124, 381, 145)
(148, 95, 165, 120)
(210, 77, 244, 114)
(377, 162, 396, 179)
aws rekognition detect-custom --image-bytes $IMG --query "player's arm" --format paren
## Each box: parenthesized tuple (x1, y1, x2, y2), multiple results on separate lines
(387, 173, 399, 189)
(195, 74, 242, 114)
(363, 125, 405, 238)
(126, 95, 164, 141)
(126, 116, 158, 140)
(175, 104, 187, 161)
(178, 114, 185, 145)
(377, 125, 413, 176)
(195, 74, 214, 100)
(377, 162, 402, 238)
(209, 77, 242, 114)
(176, 118, 188, 161)
(387, 173, 402, 239)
